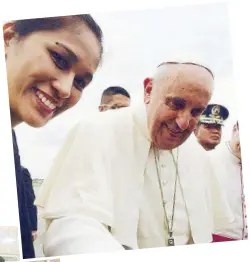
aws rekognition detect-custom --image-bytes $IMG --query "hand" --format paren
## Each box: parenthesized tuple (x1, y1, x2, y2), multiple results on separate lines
(31, 231, 38, 241)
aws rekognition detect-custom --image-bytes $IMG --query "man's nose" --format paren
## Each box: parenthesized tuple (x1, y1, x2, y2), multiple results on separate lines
(176, 112, 192, 131)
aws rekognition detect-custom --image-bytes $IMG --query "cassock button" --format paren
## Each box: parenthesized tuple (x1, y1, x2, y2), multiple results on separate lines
(161, 164, 166, 168)
(163, 200, 167, 205)
(162, 180, 167, 185)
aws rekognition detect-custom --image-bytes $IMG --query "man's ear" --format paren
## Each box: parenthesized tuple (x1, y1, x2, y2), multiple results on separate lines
(3, 22, 17, 60)
(99, 105, 105, 112)
(3, 22, 16, 49)
(143, 77, 152, 104)
(193, 126, 199, 136)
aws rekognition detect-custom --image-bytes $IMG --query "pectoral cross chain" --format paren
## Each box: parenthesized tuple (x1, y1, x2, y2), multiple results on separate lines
(167, 231, 175, 246)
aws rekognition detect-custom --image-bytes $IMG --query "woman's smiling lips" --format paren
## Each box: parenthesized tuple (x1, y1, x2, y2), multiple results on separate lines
(32, 87, 58, 116)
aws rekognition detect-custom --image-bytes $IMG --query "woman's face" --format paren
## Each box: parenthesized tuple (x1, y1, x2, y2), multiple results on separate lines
(4, 21, 101, 127)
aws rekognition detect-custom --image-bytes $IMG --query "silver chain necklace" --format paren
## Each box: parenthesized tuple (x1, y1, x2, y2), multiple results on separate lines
(153, 147, 179, 246)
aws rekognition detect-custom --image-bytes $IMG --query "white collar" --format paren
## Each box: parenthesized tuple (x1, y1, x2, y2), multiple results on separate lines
(131, 102, 151, 142)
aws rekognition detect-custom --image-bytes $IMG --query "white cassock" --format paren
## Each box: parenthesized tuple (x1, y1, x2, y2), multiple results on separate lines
(208, 142, 248, 240)
(35, 102, 234, 256)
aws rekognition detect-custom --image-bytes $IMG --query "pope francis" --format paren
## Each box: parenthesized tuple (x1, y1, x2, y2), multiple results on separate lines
(35, 62, 233, 256)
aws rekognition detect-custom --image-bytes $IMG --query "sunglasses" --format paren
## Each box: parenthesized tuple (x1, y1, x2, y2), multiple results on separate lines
(157, 61, 214, 79)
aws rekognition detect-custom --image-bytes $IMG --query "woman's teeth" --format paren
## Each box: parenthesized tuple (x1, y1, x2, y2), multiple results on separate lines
(35, 90, 56, 110)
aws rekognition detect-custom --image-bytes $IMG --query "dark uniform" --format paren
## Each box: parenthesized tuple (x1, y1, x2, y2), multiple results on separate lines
(22, 167, 38, 233)
(12, 130, 36, 259)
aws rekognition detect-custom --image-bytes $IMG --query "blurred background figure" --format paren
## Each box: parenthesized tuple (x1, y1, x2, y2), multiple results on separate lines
(99, 86, 131, 112)
(209, 121, 247, 241)
(194, 104, 229, 150)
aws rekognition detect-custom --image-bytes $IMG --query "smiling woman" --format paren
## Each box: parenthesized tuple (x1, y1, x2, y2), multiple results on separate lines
(4, 14, 103, 128)
(2, 14, 103, 259)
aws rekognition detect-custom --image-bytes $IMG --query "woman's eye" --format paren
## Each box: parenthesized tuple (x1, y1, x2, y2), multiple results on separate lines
(74, 77, 86, 91)
(50, 51, 70, 70)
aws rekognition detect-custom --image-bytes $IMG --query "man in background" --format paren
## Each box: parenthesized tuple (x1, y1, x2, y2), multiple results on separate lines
(99, 86, 130, 112)
(210, 121, 247, 241)
(194, 104, 229, 151)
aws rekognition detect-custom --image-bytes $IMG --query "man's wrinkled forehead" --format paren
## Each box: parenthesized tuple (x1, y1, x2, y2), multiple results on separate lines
(153, 63, 214, 86)
(157, 61, 213, 78)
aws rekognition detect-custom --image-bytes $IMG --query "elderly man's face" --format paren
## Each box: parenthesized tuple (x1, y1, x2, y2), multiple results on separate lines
(144, 64, 213, 150)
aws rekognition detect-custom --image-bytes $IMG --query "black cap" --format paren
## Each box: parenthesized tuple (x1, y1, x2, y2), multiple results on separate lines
(199, 104, 229, 126)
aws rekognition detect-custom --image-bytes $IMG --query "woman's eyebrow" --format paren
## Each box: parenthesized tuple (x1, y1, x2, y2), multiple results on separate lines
(55, 42, 78, 63)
